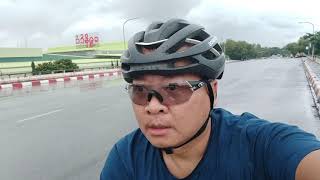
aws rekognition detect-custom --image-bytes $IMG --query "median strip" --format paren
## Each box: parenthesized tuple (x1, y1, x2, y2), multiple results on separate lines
(303, 58, 320, 115)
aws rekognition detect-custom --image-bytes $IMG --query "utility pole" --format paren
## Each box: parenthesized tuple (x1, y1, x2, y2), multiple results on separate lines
(122, 17, 140, 50)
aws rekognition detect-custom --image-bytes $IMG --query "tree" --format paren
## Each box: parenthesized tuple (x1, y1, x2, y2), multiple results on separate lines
(224, 39, 293, 60)
(225, 40, 258, 60)
(285, 31, 320, 56)
(309, 32, 320, 55)
(31, 61, 36, 75)
(225, 39, 242, 60)
(54, 59, 79, 72)
(285, 42, 300, 56)
(34, 59, 79, 74)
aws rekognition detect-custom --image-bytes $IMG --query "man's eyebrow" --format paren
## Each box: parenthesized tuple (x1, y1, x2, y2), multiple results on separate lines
(131, 83, 145, 85)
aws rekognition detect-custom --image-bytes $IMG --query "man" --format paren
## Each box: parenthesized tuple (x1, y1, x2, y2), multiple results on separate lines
(100, 19, 320, 179)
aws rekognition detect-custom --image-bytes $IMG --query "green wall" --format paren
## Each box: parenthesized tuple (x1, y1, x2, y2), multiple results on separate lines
(0, 48, 42, 58)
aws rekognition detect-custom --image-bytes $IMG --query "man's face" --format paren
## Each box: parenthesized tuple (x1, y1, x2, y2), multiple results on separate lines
(130, 74, 217, 148)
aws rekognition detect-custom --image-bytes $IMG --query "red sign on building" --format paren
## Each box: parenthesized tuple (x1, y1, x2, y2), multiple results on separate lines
(75, 32, 100, 48)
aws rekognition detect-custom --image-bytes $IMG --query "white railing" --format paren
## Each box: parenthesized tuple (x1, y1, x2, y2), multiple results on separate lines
(0, 68, 121, 84)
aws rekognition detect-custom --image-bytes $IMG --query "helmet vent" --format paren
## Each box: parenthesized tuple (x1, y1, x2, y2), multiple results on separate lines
(152, 23, 163, 30)
(191, 35, 205, 41)
(173, 58, 194, 67)
(213, 44, 223, 54)
(146, 22, 163, 31)
(135, 39, 168, 53)
(166, 40, 188, 54)
(202, 50, 217, 60)
(121, 63, 130, 71)
(136, 43, 163, 53)
(164, 23, 188, 39)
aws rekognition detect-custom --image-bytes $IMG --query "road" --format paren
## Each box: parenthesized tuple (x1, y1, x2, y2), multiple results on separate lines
(0, 58, 319, 180)
(218, 58, 320, 136)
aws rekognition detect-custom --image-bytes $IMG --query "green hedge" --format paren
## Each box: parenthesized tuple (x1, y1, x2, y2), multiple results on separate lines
(33, 59, 79, 75)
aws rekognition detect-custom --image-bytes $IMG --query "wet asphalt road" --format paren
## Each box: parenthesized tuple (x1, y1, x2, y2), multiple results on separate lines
(218, 58, 320, 137)
(0, 58, 319, 180)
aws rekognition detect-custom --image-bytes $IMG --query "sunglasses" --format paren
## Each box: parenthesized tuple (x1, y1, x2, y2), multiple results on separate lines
(125, 80, 207, 106)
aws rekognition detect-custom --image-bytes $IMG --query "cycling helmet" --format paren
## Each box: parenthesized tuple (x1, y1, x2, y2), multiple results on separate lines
(121, 18, 225, 82)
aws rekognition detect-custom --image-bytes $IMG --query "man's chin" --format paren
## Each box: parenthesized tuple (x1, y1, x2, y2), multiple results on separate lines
(148, 139, 174, 149)
(143, 131, 180, 148)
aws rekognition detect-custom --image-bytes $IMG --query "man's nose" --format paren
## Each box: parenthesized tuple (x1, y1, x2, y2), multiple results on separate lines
(145, 93, 168, 114)
(147, 90, 163, 103)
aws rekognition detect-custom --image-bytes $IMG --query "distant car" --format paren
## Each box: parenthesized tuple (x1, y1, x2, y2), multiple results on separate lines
(295, 53, 306, 58)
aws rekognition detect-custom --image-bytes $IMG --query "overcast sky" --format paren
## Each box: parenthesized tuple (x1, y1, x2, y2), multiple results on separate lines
(0, 0, 319, 49)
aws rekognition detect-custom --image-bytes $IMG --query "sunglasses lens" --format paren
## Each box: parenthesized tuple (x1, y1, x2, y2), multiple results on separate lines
(127, 84, 194, 106)
(161, 85, 193, 105)
(127, 84, 149, 105)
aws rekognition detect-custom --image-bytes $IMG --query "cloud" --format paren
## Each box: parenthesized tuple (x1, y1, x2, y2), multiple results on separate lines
(108, 0, 199, 21)
(0, 0, 319, 48)
(185, 0, 320, 47)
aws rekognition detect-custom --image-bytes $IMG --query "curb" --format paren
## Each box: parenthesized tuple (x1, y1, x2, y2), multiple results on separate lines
(303, 60, 320, 115)
(0, 70, 122, 90)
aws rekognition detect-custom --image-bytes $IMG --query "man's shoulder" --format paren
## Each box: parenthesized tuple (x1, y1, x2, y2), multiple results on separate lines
(212, 108, 320, 179)
(213, 108, 309, 138)
(213, 108, 270, 128)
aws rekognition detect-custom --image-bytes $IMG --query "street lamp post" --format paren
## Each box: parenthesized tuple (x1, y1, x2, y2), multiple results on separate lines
(122, 17, 140, 50)
(299, 21, 315, 60)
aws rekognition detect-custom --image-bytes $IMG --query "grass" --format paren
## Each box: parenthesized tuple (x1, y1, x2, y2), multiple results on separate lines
(47, 41, 127, 53)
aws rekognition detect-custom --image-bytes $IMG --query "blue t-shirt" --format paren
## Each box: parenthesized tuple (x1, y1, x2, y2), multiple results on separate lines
(100, 108, 320, 180)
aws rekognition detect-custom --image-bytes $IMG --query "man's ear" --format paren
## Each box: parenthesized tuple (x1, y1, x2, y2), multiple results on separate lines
(210, 80, 218, 106)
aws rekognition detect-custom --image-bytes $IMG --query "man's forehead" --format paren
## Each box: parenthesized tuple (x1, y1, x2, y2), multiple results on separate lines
(133, 74, 200, 84)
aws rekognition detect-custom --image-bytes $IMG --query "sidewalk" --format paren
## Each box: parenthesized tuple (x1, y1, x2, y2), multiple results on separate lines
(0, 68, 122, 90)
(0, 68, 121, 84)
(303, 57, 320, 115)
(305, 58, 320, 77)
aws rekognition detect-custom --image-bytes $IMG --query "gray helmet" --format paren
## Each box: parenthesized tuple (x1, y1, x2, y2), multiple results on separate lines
(121, 18, 225, 82)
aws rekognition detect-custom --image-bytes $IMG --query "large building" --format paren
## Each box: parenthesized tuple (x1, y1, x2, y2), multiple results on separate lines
(0, 48, 43, 62)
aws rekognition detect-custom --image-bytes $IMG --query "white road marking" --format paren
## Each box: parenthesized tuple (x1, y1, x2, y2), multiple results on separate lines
(22, 81, 32, 87)
(1, 84, 13, 89)
(16, 109, 63, 123)
(40, 80, 49, 84)
(96, 108, 109, 112)
(56, 78, 64, 82)
(83, 75, 89, 80)
(70, 76, 77, 81)
(96, 105, 110, 112)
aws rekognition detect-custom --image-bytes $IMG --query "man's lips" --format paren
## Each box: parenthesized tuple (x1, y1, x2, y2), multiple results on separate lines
(147, 125, 171, 136)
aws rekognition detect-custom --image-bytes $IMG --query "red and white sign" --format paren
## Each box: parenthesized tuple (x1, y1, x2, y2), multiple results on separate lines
(75, 32, 100, 48)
